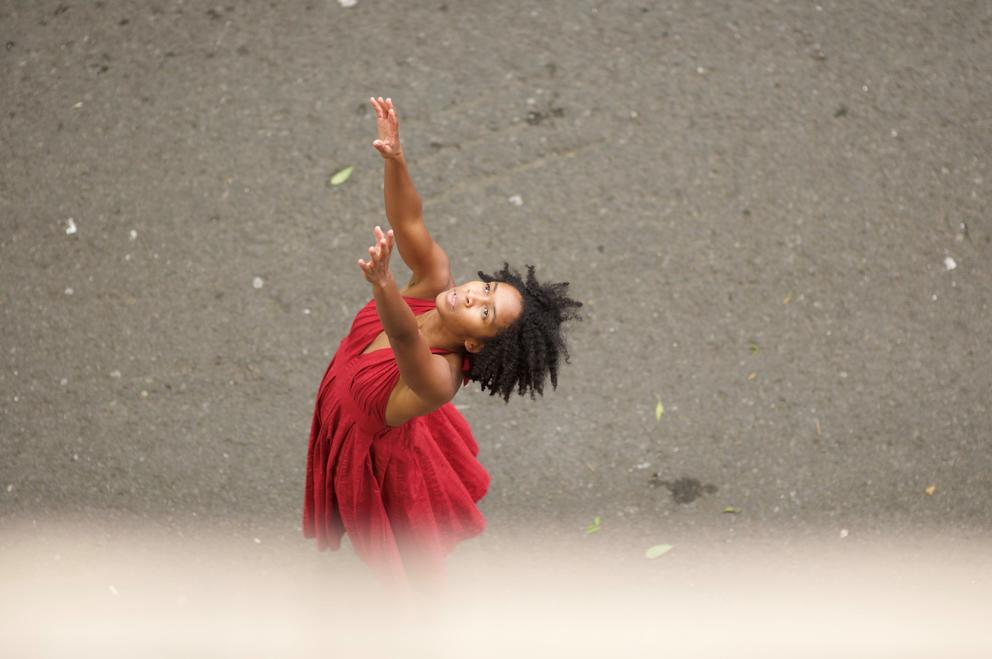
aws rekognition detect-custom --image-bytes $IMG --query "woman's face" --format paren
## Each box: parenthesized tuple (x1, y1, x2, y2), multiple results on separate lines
(435, 280, 524, 352)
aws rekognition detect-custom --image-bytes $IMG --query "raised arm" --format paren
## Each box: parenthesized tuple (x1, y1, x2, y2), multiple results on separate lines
(357, 225, 461, 411)
(370, 97, 452, 293)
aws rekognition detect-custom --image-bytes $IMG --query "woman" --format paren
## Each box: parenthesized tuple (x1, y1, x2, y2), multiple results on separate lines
(303, 97, 582, 588)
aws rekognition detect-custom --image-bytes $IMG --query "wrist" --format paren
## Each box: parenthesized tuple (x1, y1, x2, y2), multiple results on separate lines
(373, 272, 397, 291)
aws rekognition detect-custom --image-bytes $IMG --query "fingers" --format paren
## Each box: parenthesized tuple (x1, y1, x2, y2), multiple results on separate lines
(368, 226, 393, 263)
(357, 258, 371, 279)
(372, 226, 383, 260)
(370, 97, 390, 118)
(357, 227, 394, 282)
(370, 97, 397, 123)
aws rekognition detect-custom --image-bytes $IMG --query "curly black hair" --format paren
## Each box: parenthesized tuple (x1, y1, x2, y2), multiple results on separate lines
(468, 263, 583, 402)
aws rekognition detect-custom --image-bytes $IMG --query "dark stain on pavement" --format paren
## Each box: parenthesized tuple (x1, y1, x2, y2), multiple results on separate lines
(649, 475, 718, 504)
(526, 92, 565, 126)
(526, 106, 565, 126)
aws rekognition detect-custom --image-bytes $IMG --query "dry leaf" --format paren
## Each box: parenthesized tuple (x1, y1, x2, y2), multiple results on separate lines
(645, 544, 673, 559)
(329, 166, 353, 186)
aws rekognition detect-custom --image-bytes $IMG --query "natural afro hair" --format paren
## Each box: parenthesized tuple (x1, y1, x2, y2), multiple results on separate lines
(467, 263, 582, 402)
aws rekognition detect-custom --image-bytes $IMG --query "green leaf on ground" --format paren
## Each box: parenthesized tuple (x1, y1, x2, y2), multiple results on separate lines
(655, 399, 664, 422)
(585, 516, 602, 535)
(645, 544, 673, 559)
(329, 166, 353, 186)
(723, 506, 741, 513)
(749, 342, 759, 353)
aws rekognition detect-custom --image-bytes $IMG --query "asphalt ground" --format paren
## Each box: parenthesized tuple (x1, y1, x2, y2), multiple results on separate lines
(1, 0, 991, 653)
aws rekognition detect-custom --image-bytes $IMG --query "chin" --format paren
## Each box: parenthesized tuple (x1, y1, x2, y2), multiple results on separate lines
(434, 289, 450, 317)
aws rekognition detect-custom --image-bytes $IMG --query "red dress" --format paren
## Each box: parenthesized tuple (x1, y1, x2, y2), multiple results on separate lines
(302, 296, 489, 586)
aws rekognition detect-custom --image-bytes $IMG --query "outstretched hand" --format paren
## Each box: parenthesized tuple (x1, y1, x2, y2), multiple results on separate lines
(357, 225, 395, 286)
(370, 97, 402, 160)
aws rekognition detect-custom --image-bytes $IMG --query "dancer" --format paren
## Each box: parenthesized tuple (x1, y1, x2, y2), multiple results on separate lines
(303, 97, 581, 590)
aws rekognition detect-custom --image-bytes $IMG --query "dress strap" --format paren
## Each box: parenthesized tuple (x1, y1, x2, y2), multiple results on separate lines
(429, 347, 473, 386)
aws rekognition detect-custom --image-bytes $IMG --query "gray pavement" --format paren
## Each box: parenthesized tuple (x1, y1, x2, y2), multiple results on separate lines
(2, 0, 991, 558)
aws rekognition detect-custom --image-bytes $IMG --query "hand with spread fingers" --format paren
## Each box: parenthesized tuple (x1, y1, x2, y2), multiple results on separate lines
(370, 96, 402, 160)
(357, 225, 396, 287)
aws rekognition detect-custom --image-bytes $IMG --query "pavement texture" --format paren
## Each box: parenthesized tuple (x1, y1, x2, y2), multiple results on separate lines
(2, 0, 992, 604)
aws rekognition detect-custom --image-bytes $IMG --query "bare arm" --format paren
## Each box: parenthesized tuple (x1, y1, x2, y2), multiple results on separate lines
(370, 97, 451, 291)
(358, 226, 459, 406)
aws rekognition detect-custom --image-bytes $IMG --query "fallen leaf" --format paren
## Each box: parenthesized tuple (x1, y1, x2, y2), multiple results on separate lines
(645, 544, 673, 559)
(783, 292, 792, 304)
(329, 166, 353, 186)
(747, 372, 757, 381)
(723, 506, 741, 514)
(749, 343, 759, 353)
(655, 399, 664, 421)
(925, 484, 936, 496)
(584, 516, 602, 535)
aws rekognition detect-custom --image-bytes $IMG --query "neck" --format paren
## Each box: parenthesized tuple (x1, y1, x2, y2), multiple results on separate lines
(417, 309, 464, 353)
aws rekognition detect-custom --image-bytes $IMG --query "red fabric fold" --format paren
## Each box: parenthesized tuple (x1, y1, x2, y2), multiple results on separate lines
(302, 296, 489, 589)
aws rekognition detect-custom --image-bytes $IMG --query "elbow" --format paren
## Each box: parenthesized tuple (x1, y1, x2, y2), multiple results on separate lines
(410, 375, 458, 409)
(411, 382, 453, 408)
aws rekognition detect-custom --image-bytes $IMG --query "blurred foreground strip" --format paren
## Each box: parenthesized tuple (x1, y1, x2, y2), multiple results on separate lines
(1, 519, 990, 658)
